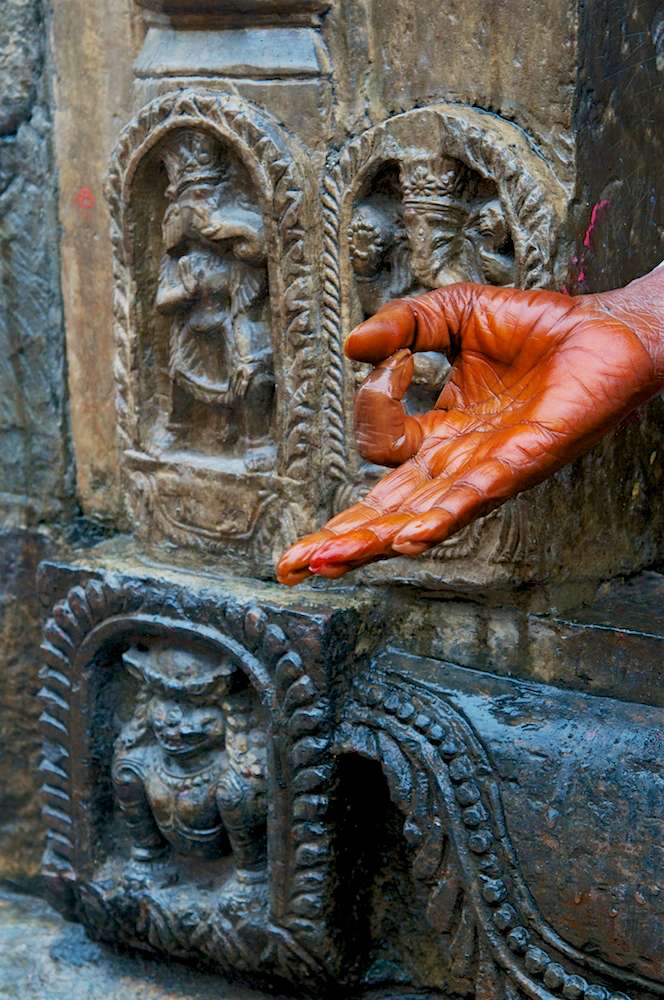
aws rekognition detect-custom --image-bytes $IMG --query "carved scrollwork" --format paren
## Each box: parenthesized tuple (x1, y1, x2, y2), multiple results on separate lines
(338, 668, 659, 1000)
(321, 104, 567, 578)
(38, 574, 337, 987)
(106, 90, 320, 568)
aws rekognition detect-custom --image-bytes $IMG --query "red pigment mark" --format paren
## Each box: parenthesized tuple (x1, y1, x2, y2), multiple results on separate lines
(565, 199, 611, 292)
(74, 186, 96, 211)
(582, 198, 611, 249)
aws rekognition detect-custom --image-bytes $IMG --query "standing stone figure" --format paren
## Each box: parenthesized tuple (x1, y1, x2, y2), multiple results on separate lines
(155, 129, 275, 453)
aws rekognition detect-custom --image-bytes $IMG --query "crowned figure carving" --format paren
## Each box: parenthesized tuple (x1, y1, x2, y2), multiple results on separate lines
(400, 152, 515, 288)
(154, 129, 275, 459)
(111, 639, 268, 883)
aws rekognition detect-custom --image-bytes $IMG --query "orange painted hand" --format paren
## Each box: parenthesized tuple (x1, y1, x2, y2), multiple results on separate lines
(277, 274, 664, 585)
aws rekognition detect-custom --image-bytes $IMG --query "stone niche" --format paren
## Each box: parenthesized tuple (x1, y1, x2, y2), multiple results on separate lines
(320, 103, 572, 592)
(38, 556, 359, 992)
(107, 90, 323, 575)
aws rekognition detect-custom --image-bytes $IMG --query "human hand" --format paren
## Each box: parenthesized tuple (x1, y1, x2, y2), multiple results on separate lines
(277, 277, 663, 585)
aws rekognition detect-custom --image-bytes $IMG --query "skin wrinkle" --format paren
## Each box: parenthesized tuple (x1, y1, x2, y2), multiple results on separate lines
(276, 272, 664, 585)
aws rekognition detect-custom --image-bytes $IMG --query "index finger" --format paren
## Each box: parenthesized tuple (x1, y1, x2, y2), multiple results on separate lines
(344, 284, 474, 365)
(344, 300, 416, 363)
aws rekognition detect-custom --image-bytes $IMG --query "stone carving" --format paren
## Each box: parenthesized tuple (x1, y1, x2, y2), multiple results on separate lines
(346, 153, 515, 322)
(347, 164, 411, 317)
(337, 665, 657, 1000)
(106, 90, 320, 568)
(37, 562, 664, 996)
(156, 129, 274, 455)
(321, 104, 565, 579)
(400, 152, 515, 290)
(112, 640, 267, 879)
(37, 569, 342, 988)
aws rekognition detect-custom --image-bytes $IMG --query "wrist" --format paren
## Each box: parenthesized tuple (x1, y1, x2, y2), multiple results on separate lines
(590, 265, 664, 384)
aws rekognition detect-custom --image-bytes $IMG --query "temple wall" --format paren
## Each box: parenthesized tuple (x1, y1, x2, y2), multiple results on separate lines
(0, 2, 662, 996)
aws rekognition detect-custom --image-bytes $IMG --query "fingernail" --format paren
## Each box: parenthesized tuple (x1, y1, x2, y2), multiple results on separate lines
(309, 532, 375, 570)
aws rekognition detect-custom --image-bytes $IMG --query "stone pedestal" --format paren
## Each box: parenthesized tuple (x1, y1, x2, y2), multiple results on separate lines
(35, 543, 664, 997)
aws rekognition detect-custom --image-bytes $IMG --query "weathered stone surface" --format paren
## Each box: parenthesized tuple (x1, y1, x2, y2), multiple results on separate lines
(0, 0, 72, 523)
(0, 887, 290, 1000)
(323, 0, 577, 181)
(49, 0, 140, 521)
(0, 885, 434, 998)
(0, 529, 53, 887)
(339, 649, 664, 993)
(383, 569, 664, 708)
(570, 0, 664, 292)
(0, 0, 41, 136)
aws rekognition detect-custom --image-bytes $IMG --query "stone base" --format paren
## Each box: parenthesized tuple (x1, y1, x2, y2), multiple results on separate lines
(0, 887, 286, 1000)
(25, 541, 663, 998)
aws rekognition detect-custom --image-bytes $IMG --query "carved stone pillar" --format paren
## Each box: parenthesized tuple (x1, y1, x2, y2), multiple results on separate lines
(24, 1, 664, 997)
(76, 0, 662, 594)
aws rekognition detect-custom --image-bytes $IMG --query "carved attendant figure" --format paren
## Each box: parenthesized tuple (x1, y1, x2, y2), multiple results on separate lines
(155, 129, 274, 452)
(112, 640, 268, 882)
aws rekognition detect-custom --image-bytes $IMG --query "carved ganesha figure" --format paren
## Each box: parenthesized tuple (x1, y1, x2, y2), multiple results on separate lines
(155, 128, 274, 453)
(111, 639, 268, 882)
(348, 153, 516, 320)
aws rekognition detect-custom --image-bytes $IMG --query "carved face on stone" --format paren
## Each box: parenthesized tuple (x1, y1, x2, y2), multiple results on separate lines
(400, 156, 515, 289)
(402, 202, 472, 286)
(154, 130, 272, 412)
(123, 641, 234, 763)
(348, 194, 412, 317)
(348, 203, 392, 278)
(147, 694, 226, 759)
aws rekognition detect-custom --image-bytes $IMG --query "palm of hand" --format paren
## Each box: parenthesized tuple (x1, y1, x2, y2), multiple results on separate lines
(277, 283, 656, 585)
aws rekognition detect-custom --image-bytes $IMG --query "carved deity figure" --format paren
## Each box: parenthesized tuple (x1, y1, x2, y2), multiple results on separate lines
(348, 154, 515, 319)
(112, 640, 268, 882)
(400, 154, 515, 289)
(155, 129, 274, 453)
(347, 153, 516, 406)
